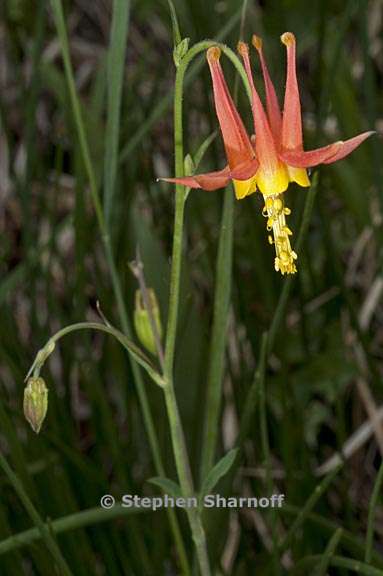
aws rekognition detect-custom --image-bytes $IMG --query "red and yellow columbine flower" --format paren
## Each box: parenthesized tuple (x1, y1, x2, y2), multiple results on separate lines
(162, 33, 373, 275)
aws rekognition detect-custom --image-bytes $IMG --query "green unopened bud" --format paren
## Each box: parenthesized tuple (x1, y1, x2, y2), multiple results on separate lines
(23, 377, 48, 434)
(173, 37, 190, 67)
(134, 289, 162, 356)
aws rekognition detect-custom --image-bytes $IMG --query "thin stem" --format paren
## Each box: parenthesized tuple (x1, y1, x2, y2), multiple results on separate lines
(0, 505, 145, 557)
(315, 528, 343, 576)
(257, 333, 280, 573)
(29, 321, 164, 387)
(268, 175, 318, 354)
(163, 386, 211, 575)
(161, 39, 248, 576)
(278, 464, 342, 554)
(0, 451, 72, 576)
(365, 459, 383, 563)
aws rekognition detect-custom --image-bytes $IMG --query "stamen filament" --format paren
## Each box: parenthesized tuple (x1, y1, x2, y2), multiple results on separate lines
(262, 194, 297, 275)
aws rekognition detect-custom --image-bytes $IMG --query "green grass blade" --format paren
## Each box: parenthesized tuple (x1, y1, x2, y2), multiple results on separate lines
(258, 332, 280, 573)
(281, 505, 383, 567)
(268, 174, 318, 353)
(293, 554, 383, 576)
(315, 527, 343, 576)
(365, 460, 383, 563)
(200, 188, 233, 481)
(0, 451, 73, 575)
(278, 464, 342, 554)
(49, 0, 104, 232)
(0, 504, 147, 556)
(103, 0, 130, 226)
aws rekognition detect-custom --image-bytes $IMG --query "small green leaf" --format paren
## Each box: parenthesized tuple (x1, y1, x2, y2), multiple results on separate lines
(166, 0, 181, 46)
(173, 37, 190, 67)
(148, 477, 183, 499)
(184, 153, 195, 176)
(200, 448, 238, 497)
(194, 131, 217, 168)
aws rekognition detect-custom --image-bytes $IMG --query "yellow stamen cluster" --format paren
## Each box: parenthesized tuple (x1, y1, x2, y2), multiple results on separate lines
(262, 195, 297, 275)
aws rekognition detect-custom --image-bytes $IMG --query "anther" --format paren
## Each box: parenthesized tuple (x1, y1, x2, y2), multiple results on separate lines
(252, 35, 262, 51)
(281, 32, 295, 46)
(237, 41, 249, 56)
(207, 46, 221, 62)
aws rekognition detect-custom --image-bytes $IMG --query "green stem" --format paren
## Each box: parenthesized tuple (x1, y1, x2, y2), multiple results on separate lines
(0, 451, 72, 576)
(163, 385, 211, 575)
(162, 40, 247, 576)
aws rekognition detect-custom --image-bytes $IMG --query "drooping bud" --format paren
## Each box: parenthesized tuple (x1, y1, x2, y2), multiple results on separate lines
(133, 289, 163, 356)
(23, 377, 48, 434)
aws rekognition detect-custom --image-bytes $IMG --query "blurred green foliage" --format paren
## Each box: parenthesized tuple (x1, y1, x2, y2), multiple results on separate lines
(0, 0, 382, 573)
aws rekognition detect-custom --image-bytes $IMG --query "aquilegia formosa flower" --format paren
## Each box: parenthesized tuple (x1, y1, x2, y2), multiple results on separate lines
(162, 33, 373, 275)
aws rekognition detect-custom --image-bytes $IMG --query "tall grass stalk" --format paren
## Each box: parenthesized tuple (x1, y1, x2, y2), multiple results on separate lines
(0, 452, 72, 576)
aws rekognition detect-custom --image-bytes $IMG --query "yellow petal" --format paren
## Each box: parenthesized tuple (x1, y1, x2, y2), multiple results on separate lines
(287, 165, 310, 187)
(233, 176, 257, 199)
(256, 162, 289, 196)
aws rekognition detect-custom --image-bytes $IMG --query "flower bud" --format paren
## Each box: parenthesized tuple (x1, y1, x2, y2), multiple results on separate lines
(173, 37, 190, 67)
(23, 377, 48, 434)
(134, 289, 162, 356)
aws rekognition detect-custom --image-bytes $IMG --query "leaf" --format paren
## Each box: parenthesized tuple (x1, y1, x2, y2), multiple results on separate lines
(173, 37, 190, 67)
(148, 477, 183, 499)
(200, 448, 238, 497)
(166, 0, 181, 46)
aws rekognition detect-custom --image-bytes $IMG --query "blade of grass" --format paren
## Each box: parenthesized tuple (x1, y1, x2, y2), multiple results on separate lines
(315, 527, 343, 576)
(268, 174, 318, 354)
(0, 451, 72, 576)
(292, 555, 383, 576)
(199, 188, 233, 481)
(0, 504, 147, 556)
(365, 459, 383, 564)
(281, 504, 383, 567)
(103, 0, 130, 226)
(257, 332, 280, 574)
(278, 464, 342, 554)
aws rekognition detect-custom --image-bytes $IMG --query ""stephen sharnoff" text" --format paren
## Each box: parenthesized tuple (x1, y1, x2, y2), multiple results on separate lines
(108, 494, 285, 511)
